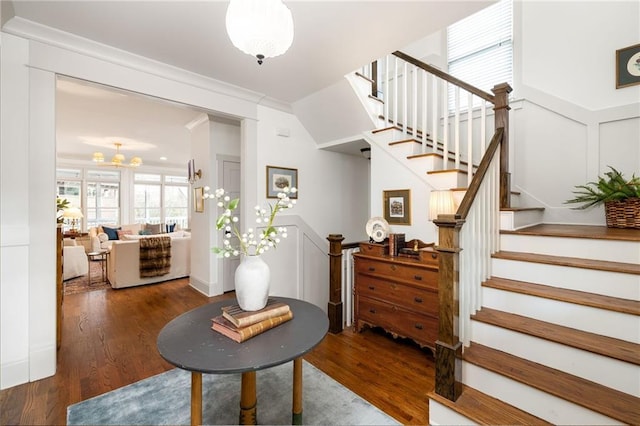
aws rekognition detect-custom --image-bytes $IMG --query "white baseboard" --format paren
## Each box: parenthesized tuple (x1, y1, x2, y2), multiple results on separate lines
(1, 357, 29, 390)
(29, 343, 56, 382)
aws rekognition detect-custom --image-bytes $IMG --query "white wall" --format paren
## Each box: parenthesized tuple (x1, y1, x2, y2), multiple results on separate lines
(512, 0, 640, 225)
(255, 105, 370, 244)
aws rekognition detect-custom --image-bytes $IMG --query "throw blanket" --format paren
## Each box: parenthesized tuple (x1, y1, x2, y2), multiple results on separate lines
(139, 236, 172, 278)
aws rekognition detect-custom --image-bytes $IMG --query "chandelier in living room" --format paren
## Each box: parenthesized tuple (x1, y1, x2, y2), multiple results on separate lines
(92, 142, 142, 168)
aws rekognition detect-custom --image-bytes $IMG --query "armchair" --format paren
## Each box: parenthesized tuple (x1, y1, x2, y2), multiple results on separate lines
(63, 239, 88, 280)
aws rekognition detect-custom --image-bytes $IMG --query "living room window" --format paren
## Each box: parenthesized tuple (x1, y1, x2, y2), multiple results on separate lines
(447, 0, 513, 110)
(134, 173, 189, 229)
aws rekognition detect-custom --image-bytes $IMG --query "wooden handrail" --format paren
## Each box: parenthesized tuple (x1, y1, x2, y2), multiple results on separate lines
(456, 128, 504, 219)
(392, 51, 495, 103)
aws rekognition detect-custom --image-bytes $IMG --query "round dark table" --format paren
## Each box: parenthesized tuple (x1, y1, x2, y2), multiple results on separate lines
(157, 297, 329, 425)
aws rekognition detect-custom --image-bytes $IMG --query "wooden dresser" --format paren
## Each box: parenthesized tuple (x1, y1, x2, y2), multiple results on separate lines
(353, 242, 439, 353)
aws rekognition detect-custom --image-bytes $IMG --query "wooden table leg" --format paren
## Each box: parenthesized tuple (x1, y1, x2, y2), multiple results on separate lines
(239, 371, 257, 425)
(292, 358, 303, 425)
(191, 372, 202, 426)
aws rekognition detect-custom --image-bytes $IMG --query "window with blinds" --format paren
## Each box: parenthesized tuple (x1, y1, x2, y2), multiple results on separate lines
(447, 0, 513, 110)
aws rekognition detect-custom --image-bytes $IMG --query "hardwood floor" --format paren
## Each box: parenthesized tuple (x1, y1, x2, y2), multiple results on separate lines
(0, 278, 433, 425)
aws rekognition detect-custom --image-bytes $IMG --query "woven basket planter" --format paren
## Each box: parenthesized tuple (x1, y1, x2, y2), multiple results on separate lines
(604, 198, 640, 229)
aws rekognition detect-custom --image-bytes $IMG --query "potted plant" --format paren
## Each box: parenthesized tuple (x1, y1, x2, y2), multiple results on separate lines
(565, 166, 640, 228)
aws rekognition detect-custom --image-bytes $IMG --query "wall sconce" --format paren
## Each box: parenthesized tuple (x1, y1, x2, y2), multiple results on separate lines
(188, 159, 202, 184)
(360, 147, 371, 160)
(428, 190, 455, 221)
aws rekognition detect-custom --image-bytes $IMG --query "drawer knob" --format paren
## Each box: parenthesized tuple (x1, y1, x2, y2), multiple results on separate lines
(368, 285, 375, 290)
(369, 308, 376, 314)
(414, 275, 423, 281)
(391, 265, 397, 271)
(431, 253, 438, 259)
(414, 297, 423, 303)
(368, 267, 375, 272)
(414, 323, 424, 330)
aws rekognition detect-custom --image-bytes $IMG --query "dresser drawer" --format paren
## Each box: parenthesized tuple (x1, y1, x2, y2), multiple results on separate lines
(355, 258, 437, 289)
(358, 296, 437, 347)
(356, 275, 438, 316)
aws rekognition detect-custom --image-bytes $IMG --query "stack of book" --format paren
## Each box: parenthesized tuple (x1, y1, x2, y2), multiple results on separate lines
(211, 299, 292, 343)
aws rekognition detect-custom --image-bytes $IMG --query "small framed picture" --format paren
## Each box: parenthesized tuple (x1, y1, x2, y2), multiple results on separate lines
(194, 187, 204, 213)
(383, 189, 411, 225)
(266, 166, 298, 199)
(616, 43, 640, 89)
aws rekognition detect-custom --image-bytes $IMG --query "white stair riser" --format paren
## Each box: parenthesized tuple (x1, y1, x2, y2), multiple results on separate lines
(428, 400, 477, 426)
(499, 210, 544, 231)
(500, 234, 640, 264)
(471, 321, 640, 396)
(492, 258, 640, 301)
(482, 287, 640, 343)
(462, 362, 621, 425)
(406, 155, 442, 174)
(390, 142, 421, 157)
(427, 171, 468, 189)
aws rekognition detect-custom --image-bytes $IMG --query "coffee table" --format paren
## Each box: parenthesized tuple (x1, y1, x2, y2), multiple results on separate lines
(157, 297, 329, 425)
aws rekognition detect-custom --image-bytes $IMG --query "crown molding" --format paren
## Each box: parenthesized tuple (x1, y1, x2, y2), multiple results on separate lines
(2, 17, 294, 111)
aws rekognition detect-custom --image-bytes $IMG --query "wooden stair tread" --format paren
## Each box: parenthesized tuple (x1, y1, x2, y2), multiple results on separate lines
(354, 71, 374, 84)
(484, 275, 640, 316)
(502, 223, 640, 242)
(367, 94, 383, 104)
(428, 385, 551, 425)
(389, 138, 421, 146)
(493, 250, 640, 275)
(428, 168, 468, 175)
(407, 152, 443, 160)
(463, 343, 640, 425)
(500, 207, 545, 212)
(472, 307, 640, 365)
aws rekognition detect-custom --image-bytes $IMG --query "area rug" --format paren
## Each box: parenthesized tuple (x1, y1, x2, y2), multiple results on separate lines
(64, 260, 111, 296)
(67, 360, 399, 425)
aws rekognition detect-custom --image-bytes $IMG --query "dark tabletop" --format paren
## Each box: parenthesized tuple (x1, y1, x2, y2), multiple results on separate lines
(157, 297, 329, 374)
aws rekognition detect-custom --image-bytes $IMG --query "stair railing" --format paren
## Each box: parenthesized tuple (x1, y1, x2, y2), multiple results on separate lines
(434, 127, 504, 402)
(370, 51, 511, 199)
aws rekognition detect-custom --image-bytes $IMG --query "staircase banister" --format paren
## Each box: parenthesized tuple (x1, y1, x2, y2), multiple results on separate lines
(455, 127, 504, 219)
(392, 51, 495, 103)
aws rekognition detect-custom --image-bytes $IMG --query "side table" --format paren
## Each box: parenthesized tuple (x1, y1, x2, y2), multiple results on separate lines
(157, 297, 329, 425)
(86, 250, 108, 286)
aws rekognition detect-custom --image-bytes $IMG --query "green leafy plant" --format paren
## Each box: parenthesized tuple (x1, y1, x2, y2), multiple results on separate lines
(56, 197, 70, 223)
(565, 166, 640, 210)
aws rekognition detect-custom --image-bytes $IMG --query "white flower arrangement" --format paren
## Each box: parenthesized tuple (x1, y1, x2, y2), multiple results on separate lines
(204, 186, 297, 257)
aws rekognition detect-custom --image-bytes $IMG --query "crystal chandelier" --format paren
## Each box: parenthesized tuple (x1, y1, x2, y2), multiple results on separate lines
(225, 0, 294, 65)
(92, 142, 142, 168)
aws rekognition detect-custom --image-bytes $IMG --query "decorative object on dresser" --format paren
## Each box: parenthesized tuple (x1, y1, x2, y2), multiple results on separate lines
(365, 216, 390, 243)
(353, 239, 439, 354)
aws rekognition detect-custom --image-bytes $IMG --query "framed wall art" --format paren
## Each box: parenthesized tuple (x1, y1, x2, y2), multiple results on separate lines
(383, 189, 411, 225)
(194, 186, 205, 213)
(266, 166, 298, 199)
(616, 43, 640, 89)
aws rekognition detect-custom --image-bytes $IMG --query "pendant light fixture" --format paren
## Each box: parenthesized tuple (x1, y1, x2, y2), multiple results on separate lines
(225, 0, 294, 65)
(92, 142, 142, 168)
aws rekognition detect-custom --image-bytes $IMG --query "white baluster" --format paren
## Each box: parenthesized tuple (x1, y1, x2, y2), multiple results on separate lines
(393, 56, 398, 127)
(467, 91, 473, 186)
(441, 80, 448, 169)
(402, 61, 408, 137)
(422, 72, 428, 151)
(454, 86, 461, 170)
(412, 65, 418, 141)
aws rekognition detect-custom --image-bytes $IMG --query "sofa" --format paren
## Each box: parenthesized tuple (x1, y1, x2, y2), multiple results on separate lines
(106, 231, 191, 289)
(89, 222, 180, 252)
(63, 238, 89, 280)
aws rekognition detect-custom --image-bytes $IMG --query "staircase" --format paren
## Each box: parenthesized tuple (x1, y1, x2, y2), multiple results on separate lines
(350, 53, 640, 424)
(430, 224, 640, 425)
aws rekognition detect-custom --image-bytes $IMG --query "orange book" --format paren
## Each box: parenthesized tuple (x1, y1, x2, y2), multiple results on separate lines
(211, 310, 293, 343)
(221, 299, 290, 328)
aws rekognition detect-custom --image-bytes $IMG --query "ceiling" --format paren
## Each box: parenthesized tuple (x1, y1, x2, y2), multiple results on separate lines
(4, 0, 494, 168)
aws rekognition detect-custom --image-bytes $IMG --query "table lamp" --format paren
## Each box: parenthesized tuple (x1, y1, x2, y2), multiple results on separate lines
(62, 207, 84, 233)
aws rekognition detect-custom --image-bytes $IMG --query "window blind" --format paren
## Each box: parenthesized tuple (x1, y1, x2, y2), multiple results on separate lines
(447, 0, 513, 108)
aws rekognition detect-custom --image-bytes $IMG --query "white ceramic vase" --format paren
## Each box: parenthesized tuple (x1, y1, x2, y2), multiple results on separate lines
(234, 255, 270, 311)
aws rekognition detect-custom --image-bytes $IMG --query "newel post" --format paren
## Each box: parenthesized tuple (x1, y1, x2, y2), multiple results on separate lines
(492, 82, 512, 209)
(433, 214, 464, 401)
(327, 234, 345, 334)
